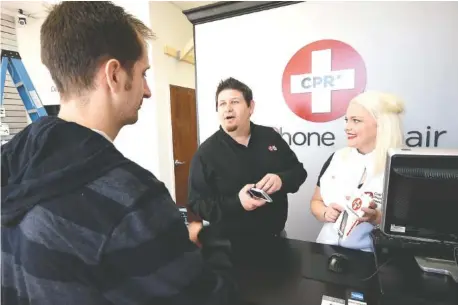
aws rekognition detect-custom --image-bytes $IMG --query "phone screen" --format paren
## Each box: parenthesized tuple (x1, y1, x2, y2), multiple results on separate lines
(338, 210, 348, 237)
(178, 207, 189, 226)
(248, 188, 273, 202)
(250, 189, 265, 198)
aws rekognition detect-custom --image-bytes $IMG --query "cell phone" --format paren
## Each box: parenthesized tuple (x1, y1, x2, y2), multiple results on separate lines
(248, 187, 273, 203)
(178, 207, 189, 226)
(338, 210, 348, 237)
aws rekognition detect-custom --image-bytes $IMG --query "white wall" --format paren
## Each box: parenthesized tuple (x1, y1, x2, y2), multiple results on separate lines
(194, 1, 458, 241)
(113, 1, 160, 184)
(13, 1, 196, 197)
(16, 17, 59, 106)
(148, 1, 196, 200)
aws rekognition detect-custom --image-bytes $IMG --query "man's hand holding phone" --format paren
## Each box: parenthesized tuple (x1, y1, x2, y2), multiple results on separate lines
(188, 221, 203, 247)
(256, 173, 282, 195)
(239, 184, 266, 211)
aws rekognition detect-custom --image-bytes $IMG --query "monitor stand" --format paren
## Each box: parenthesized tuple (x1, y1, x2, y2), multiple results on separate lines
(415, 256, 458, 283)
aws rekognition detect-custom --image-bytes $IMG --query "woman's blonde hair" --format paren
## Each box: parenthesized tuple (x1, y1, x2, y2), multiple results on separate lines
(350, 90, 405, 175)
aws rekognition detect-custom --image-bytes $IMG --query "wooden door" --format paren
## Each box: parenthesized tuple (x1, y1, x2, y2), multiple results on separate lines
(170, 85, 199, 220)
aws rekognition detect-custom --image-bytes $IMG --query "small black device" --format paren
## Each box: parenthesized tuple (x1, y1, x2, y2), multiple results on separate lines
(338, 210, 349, 237)
(17, 9, 27, 26)
(178, 207, 188, 226)
(328, 253, 349, 273)
(248, 187, 273, 202)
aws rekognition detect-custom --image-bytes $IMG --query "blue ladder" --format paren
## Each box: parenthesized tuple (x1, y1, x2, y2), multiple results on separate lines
(1, 49, 48, 122)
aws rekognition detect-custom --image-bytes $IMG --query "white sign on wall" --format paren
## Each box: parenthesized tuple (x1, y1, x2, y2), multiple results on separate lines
(194, 1, 458, 241)
(0, 123, 10, 136)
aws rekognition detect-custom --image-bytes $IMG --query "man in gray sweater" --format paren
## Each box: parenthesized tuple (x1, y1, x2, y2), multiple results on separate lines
(1, 2, 237, 305)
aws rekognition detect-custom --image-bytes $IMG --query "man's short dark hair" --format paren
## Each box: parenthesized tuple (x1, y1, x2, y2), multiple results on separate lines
(215, 77, 253, 109)
(41, 1, 154, 98)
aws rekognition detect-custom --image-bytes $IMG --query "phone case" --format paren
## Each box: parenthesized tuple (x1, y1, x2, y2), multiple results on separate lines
(248, 188, 273, 202)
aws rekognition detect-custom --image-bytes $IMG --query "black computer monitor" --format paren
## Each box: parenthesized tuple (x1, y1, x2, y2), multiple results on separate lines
(381, 147, 458, 281)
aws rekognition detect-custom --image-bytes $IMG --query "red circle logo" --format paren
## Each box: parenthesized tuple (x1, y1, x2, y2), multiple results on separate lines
(352, 198, 363, 211)
(282, 40, 367, 123)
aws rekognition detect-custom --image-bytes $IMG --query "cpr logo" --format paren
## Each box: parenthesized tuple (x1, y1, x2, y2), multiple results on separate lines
(282, 40, 367, 122)
(352, 198, 362, 211)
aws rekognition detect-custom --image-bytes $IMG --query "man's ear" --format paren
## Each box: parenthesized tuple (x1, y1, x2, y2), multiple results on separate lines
(105, 59, 122, 93)
(249, 100, 255, 115)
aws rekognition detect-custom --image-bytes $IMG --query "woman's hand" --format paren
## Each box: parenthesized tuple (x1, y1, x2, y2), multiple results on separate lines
(359, 201, 381, 225)
(323, 203, 344, 223)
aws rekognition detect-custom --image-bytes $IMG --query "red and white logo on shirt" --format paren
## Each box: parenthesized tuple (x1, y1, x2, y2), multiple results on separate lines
(268, 145, 277, 151)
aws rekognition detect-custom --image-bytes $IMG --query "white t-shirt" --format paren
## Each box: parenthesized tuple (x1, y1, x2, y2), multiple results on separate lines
(315, 147, 384, 251)
(91, 129, 113, 143)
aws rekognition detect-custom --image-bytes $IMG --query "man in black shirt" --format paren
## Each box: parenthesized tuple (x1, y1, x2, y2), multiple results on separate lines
(188, 77, 307, 246)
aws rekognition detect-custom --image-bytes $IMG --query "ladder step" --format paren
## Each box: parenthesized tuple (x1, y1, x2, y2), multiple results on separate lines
(1, 48, 48, 127)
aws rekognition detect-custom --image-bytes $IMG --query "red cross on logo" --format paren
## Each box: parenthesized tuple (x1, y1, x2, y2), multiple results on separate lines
(352, 198, 362, 211)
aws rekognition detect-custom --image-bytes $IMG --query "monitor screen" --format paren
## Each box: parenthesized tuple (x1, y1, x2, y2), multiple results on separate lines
(382, 148, 458, 245)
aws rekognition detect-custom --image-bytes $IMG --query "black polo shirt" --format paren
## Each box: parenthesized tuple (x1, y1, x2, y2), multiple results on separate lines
(188, 122, 307, 239)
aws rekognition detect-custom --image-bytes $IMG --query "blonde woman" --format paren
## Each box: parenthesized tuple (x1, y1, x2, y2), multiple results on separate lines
(310, 91, 405, 251)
